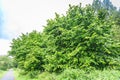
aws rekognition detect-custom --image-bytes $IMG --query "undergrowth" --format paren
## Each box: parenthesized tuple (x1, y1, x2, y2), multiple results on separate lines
(15, 68, 120, 80)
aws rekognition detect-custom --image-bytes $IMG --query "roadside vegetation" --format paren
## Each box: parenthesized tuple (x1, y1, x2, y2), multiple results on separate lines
(0, 55, 13, 71)
(0, 55, 13, 78)
(9, 0, 120, 80)
(15, 69, 120, 80)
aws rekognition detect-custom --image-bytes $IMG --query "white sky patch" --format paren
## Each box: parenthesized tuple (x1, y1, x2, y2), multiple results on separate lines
(110, 0, 120, 9)
(0, 0, 93, 55)
(0, 39, 11, 55)
(1, 0, 93, 39)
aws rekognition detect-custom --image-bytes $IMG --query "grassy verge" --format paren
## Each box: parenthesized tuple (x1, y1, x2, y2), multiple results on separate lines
(14, 69, 37, 80)
(14, 69, 120, 80)
(0, 70, 7, 78)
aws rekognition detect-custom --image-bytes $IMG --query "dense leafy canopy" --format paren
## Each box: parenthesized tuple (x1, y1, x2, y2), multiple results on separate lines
(9, 2, 120, 75)
(43, 5, 120, 72)
(9, 31, 45, 72)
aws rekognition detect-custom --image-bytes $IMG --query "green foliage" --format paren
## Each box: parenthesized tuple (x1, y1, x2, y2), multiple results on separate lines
(0, 56, 13, 70)
(92, 0, 116, 12)
(9, 31, 45, 73)
(111, 10, 120, 42)
(57, 69, 120, 80)
(9, 3, 120, 77)
(43, 4, 120, 72)
(14, 69, 38, 80)
(92, 0, 102, 11)
(15, 69, 120, 80)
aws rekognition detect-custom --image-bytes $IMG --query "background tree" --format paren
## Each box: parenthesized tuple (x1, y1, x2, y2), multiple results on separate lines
(92, 0, 120, 42)
(0, 56, 13, 70)
(92, 0, 116, 13)
(92, 0, 102, 11)
(103, 0, 116, 11)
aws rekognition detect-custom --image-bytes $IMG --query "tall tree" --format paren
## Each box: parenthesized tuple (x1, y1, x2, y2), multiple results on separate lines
(92, 0, 102, 11)
(92, 0, 116, 12)
(103, 0, 116, 11)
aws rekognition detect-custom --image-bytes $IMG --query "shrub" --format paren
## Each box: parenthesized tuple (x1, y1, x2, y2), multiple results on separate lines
(43, 4, 120, 72)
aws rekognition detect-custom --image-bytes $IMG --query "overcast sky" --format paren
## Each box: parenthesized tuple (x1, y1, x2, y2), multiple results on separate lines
(0, 0, 120, 55)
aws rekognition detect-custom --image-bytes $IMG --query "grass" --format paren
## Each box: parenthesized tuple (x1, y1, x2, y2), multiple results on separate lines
(14, 69, 38, 80)
(0, 70, 7, 79)
(14, 69, 120, 80)
(57, 69, 120, 80)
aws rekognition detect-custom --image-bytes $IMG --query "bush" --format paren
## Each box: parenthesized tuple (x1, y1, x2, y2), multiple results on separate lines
(9, 31, 45, 73)
(58, 69, 120, 80)
(43, 4, 120, 72)
(9, 3, 120, 74)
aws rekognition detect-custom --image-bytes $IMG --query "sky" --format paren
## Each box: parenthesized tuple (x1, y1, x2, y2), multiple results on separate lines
(0, 0, 120, 55)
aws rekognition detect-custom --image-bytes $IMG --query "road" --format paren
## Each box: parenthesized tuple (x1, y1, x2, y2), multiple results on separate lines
(0, 69, 15, 80)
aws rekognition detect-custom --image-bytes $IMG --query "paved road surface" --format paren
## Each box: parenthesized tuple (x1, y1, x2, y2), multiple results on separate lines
(0, 69, 15, 80)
